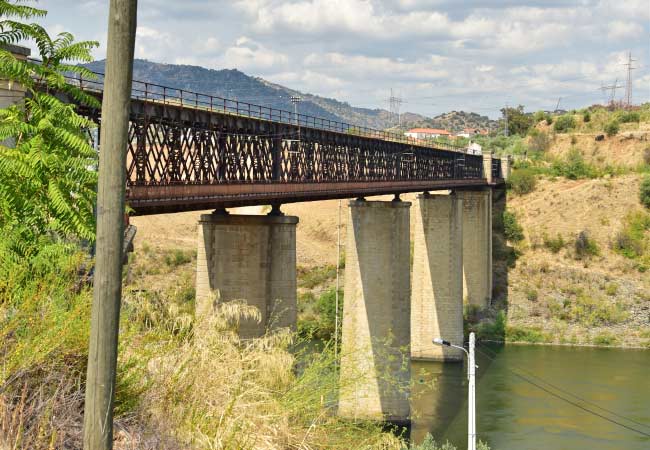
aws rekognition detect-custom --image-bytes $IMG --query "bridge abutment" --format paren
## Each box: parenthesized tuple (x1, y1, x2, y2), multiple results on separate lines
(195, 213, 298, 338)
(339, 199, 411, 422)
(411, 193, 464, 361)
(458, 190, 492, 308)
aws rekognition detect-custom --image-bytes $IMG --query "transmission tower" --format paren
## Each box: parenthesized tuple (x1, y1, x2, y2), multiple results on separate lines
(599, 78, 623, 106)
(622, 51, 637, 108)
(388, 89, 403, 128)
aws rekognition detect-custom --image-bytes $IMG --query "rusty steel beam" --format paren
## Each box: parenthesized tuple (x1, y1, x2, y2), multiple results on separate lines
(126, 179, 491, 215)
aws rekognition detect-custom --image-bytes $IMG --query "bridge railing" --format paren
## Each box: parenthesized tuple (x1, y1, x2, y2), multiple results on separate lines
(63, 69, 468, 154)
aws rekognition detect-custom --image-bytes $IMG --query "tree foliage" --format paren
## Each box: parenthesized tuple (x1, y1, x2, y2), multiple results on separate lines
(0, 0, 99, 245)
(500, 105, 532, 136)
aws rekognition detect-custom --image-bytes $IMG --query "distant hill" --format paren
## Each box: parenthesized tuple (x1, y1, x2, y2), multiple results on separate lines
(84, 59, 432, 130)
(400, 110, 498, 133)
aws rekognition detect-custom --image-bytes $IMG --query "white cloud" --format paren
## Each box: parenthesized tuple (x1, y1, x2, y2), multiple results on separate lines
(223, 37, 289, 72)
(35, 0, 650, 117)
(607, 21, 645, 40)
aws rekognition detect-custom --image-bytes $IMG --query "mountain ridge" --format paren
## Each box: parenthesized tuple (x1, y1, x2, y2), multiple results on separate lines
(84, 59, 497, 132)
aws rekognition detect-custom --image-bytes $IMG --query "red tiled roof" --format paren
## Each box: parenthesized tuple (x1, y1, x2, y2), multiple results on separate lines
(407, 128, 452, 135)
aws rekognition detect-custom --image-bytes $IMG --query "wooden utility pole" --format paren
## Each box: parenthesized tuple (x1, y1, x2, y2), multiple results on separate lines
(83, 1, 137, 449)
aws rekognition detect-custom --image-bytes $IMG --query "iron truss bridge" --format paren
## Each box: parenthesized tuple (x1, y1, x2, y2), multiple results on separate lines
(65, 71, 501, 215)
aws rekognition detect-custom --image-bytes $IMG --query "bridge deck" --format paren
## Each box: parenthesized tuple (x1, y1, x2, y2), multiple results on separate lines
(65, 71, 501, 215)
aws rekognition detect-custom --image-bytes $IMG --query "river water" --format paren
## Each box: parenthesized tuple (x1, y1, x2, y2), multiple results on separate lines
(410, 345, 650, 450)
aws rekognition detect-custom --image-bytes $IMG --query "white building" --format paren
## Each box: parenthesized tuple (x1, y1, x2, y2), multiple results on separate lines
(467, 142, 482, 155)
(405, 128, 452, 140)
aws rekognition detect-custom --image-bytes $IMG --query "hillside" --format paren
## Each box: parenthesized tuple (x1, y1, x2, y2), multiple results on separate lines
(402, 110, 498, 133)
(84, 59, 429, 130)
(130, 108, 650, 349)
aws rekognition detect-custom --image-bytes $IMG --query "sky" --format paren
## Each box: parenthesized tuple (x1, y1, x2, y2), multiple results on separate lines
(36, 0, 650, 118)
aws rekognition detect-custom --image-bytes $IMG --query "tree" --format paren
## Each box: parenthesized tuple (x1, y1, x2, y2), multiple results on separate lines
(500, 105, 533, 136)
(0, 0, 99, 245)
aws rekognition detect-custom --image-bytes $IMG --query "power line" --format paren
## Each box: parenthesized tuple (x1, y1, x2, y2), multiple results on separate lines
(475, 346, 650, 438)
(477, 344, 650, 431)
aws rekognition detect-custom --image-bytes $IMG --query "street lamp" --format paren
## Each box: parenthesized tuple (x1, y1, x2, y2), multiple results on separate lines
(290, 95, 302, 126)
(433, 332, 477, 450)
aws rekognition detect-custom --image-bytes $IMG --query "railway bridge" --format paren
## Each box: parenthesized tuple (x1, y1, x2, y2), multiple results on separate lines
(18, 51, 511, 423)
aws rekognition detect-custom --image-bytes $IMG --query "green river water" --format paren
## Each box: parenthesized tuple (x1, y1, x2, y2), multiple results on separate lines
(410, 345, 650, 450)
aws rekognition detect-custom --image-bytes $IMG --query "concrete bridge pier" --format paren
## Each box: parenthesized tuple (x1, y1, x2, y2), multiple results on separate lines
(458, 190, 492, 308)
(411, 193, 464, 361)
(339, 199, 411, 423)
(195, 211, 298, 338)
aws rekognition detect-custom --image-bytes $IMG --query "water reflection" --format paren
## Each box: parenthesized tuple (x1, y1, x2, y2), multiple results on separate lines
(411, 345, 650, 450)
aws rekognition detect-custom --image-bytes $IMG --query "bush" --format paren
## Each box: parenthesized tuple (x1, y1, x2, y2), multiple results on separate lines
(506, 325, 548, 343)
(593, 332, 618, 346)
(640, 175, 650, 209)
(163, 248, 193, 267)
(604, 283, 618, 296)
(574, 231, 600, 259)
(618, 111, 640, 123)
(558, 295, 627, 326)
(526, 288, 539, 302)
(613, 211, 650, 259)
(554, 115, 576, 133)
(503, 211, 524, 242)
(508, 168, 537, 194)
(583, 111, 591, 123)
(604, 120, 620, 136)
(543, 233, 565, 253)
(528, 129, 550, 152)
(551, 148, 598, 179)
(410, 434, 491, 450)
(298, 264, 337, 289)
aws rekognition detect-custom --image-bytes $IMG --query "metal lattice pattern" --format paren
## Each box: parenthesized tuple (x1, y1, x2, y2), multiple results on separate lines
(112, 109, 485, 187)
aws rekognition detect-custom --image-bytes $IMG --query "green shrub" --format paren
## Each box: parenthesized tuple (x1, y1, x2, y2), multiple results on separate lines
(526, 288, 539, 302)
(574, 231, 600, 259)
(298, 264, 337, 289)
(618, 111, 640, 123)
(546, 115, 553, 125)
(543, 233, 565, 253)
(593, 332, 618, 346)
(604, 283, 618, 296)
(565, 295, 627, 326)
(508, 168, 537, 194)
(640, 175, 650, 209)
(476, 311, 506, 340)
(604, 120, 620, 136)
(410, 434, 491, 450)
(551, 148, 598, 179)
(163, 248, 193, 267)
(583, 111, 591, 123)
(506, 325, 548, 343)
(553, 115, 576, 133)
(503, 211, 524, 242)
(613, 211, 650, 259)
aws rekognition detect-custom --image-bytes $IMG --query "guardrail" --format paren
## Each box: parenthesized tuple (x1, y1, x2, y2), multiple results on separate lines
(60, 68, 468, 153)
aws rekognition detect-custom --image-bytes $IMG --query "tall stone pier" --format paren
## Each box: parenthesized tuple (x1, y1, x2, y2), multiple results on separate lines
(339, 199, 411, 423)
(411, 193, 464, 361)
(195, 212, 298, 338)
(458, 190, 492, 308)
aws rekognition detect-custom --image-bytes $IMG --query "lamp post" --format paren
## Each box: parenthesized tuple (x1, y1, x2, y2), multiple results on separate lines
(290, 95, 301, 126)
(433, 332, 477, 450)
